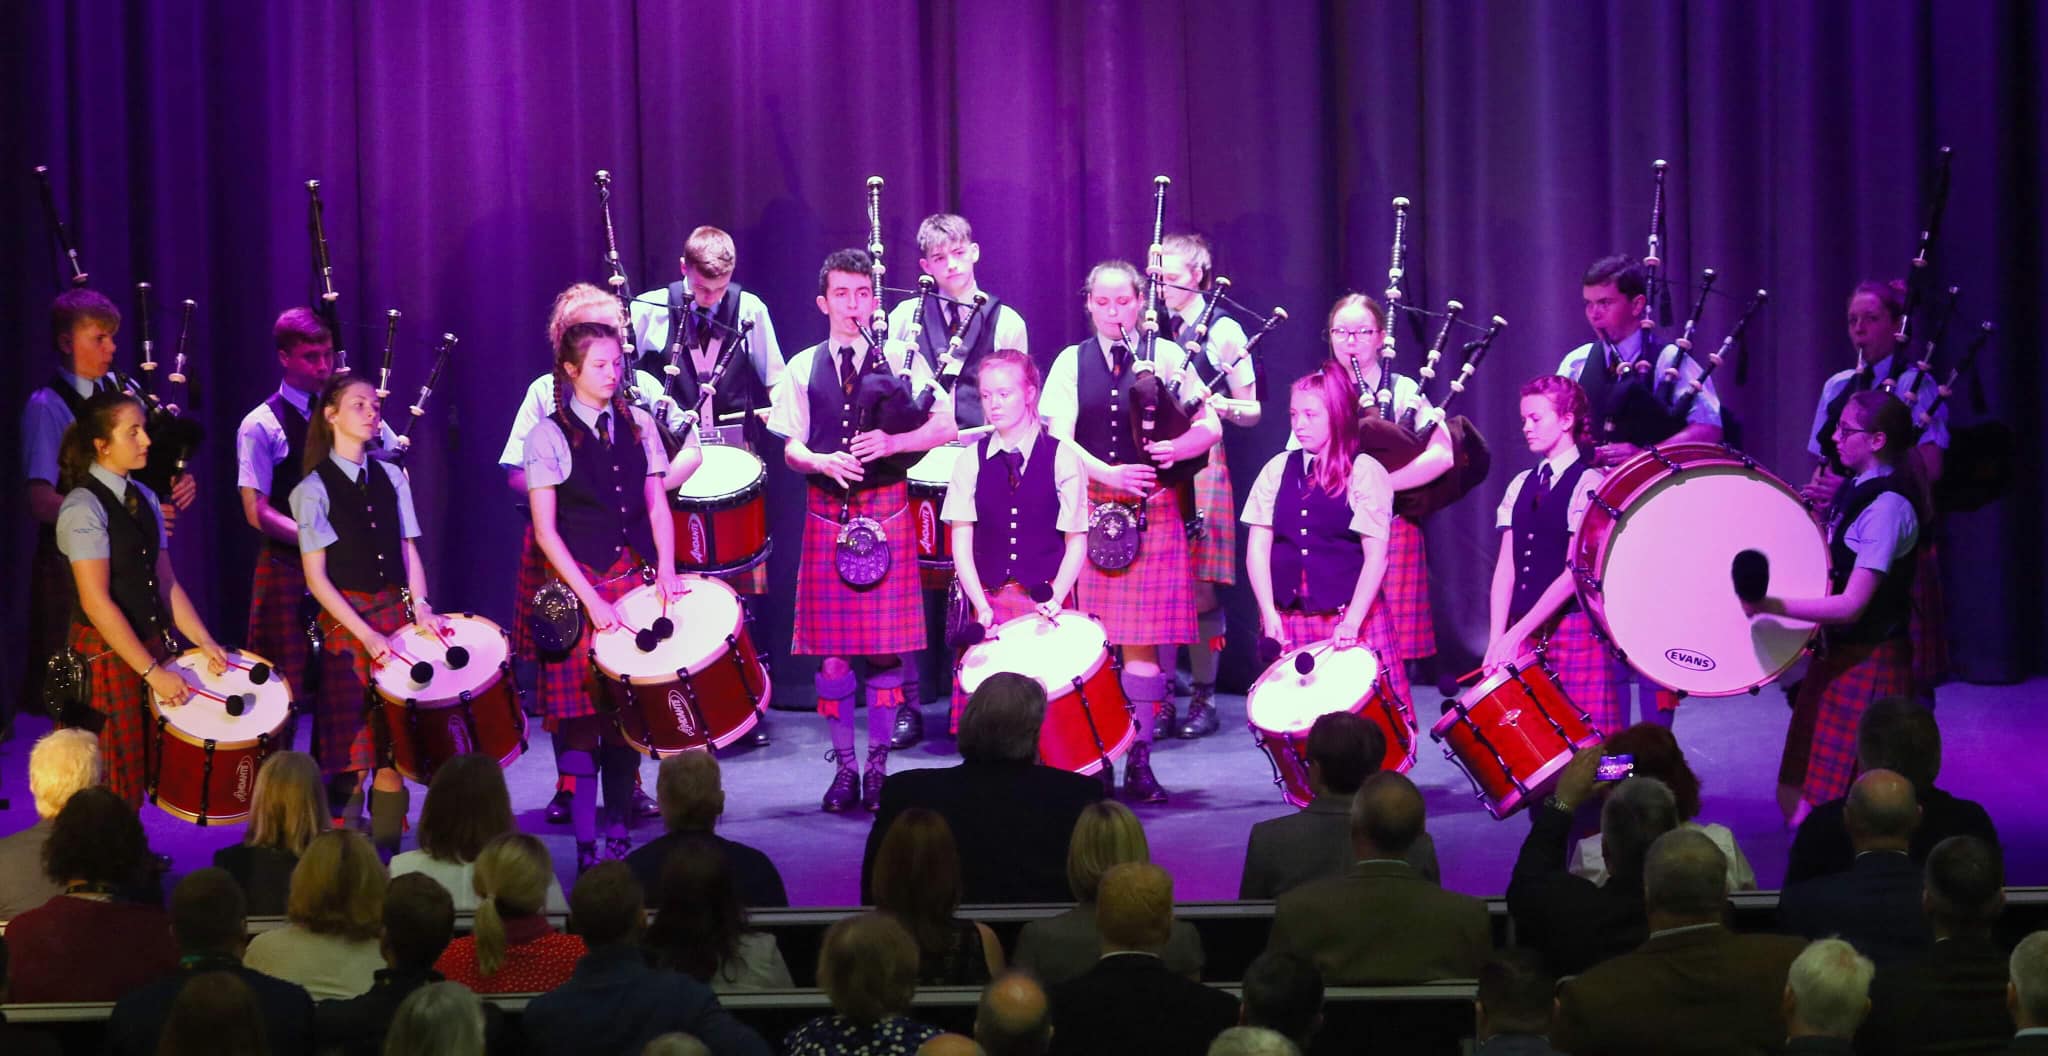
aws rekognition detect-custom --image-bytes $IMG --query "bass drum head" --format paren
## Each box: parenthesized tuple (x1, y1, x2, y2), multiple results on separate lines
(675, 444, 765, 501)
(155, 649, 293, 745)
(1246, 643, 1380, 735)
(1589, 464, 1829, 695)
(958, 611, 1108, 699)
(372, 615, 511, 703)
(591, 578, 744, 683)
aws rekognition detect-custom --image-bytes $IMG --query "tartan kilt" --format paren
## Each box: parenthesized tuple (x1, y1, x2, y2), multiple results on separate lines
(792, 483, 926, 657)
(1277, 602, 1412, 717)
(1077, 483, 1197, 648)
(1385, 515, 1437, 659)
(949, 580, 1061, 724)
(20, 533, 74, 716)
(721, 561, 769, 595)
(1784, 637, 1914, 804)
(314, 586, 409, 776)
(68, 624, 163, 808)
(1189, 453, 1238, 585)
(1909, 542, 1949, 696)
(247, 544, 313, 701)
(1539, 609, 1629, 738)
(510, 523, 548, 661)
(538, 550, 645, 724)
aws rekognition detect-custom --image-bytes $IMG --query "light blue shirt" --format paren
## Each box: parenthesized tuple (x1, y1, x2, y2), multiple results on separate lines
(1838, 465, 1919, 576)
(288, 452, 422, 553)
(1805, 355, 1949, 459)
(1557, 331, 1722, 428)
(236, 383, 404, 494)
(522, 400, 665, 491)
(56, 463, 168, 561)
(21, 368, 99, 485)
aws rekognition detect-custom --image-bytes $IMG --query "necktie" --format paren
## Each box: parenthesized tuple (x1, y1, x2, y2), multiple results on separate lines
(838, 347, 858, 394)
(95, 376, 115, 396)
(1003, 449, 1025, 488)
(1110, 343, 1129, 376)
(1165, 314, 1184, 342)
(1534, 462, 1554, 504)
(595, 410, 612, 444)
(943, 301, 961, 336)
(123, 486, 141, 518)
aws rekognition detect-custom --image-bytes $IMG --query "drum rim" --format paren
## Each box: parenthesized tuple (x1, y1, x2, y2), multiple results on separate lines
(1245, 638, 1383, 731)
(153, 648, 293, 748)
(1435, 650, 1552, 733)
(957, 610, 1112, 698)
(672, 444, 766, 503)
(590, 576, 747, 683)
(373, 615, 513, 702)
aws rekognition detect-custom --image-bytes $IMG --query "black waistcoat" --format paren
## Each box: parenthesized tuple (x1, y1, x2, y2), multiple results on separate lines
(310, 458, 409, 593)
(73, 476, 166, 641)
(551, 409, 658, 570)
(1507, 457, 1593, 627)
(1826, 472, 1919, 646)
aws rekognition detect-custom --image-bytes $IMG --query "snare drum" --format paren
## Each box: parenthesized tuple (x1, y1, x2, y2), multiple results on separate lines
(1431, 654, 1601, 819)
(149, 648, 292, 825)
(672, 444, 771, 574)
(1244, 642, 1413, 808)
(370, 614, 527, 782)
(592, 577, 770, 755)
(907, 444, 964, 570)
(1574, 443, 1828, 696)
(957, 611, 1134, 775)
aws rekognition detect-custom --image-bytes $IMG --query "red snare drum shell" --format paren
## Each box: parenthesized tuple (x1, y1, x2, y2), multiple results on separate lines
(1430, 658, 1598, 819)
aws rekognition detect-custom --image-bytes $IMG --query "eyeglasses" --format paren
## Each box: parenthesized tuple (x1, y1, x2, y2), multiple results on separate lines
(1834, 425, 1873, 438)
(1326, 327, 1382, 341)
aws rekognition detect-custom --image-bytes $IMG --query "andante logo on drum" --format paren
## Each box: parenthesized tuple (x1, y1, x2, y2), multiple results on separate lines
(1665, 648, 1717, 672)
(688, 516, 709, 564)
(234, 757, 256, 804)
(667, 689, 698, 736)
(918, 505, 937, 553)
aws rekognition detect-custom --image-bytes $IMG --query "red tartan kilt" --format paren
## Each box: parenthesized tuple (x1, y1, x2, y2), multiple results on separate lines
(1539, 610, 1629, 738)
(1909, 543, 1948, 696)
(1783, 637, 1914, 803)
(247, 545, 313, 699)
(510, 523, 549, 661)
(537, 550, 645, 724)
(1189, 454, 1238, 585)
(1077, 483, 1197, 648)
(1384, 515, 1436, 659)
(720, 561, 768, 595)
(68, 624, 162, 809)
(792, 483, 926, 657)
(314, 586, 409, 776)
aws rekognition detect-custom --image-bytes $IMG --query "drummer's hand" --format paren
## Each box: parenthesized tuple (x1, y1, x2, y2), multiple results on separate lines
(146, 665, 191, 706)
(1260, 608, 1287, 649)
(974, 603, 997, 628)
(586, 598, 623, 634)
(1144, 440, 1179, 469)
(360, 631, 395, 666)
(413, 603, 451, 638)
(1741, 595, 1785, 620)
(1553, 746, 1605, 812)
(1112, 462, 1156, 497)
(198, 641, 230, 677)
(817, 451, 865, 488)
(850, 429, 897, 462)
(1594, 442, 1641, 468)
(170, 472, 199, 510)
(1331, 613, 1365, 651)
(657, 570, 689, 602)
(1481, 633, 1524, 674)
(1034, 597, 1063, 621)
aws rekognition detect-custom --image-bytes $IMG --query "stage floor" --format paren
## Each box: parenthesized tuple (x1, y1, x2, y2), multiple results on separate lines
(2, 678, 2040, 905)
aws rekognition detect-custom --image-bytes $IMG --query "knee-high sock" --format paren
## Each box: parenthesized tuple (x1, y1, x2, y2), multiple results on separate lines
(552, 736, 575, 793)
(896, 652, 921, 711)
(1190, 606, 1226, 686)
(867, 661, 906, 752)
(1123, 670, 1170, 744)
(560, 747, 599, 845)
(599, 743, 637, 840)
(817, 668, 859, 759)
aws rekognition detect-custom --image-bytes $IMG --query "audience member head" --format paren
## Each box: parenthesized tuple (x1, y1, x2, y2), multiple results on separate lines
(42, 786, 147, 888)
(286, 829, 386, 941)
(647, 834, 748, 983)
(1600, 724, 1703, 820)
(1643, 828, 1729, 926)
(974, 971, 1051, 1056)
(170, 868, 248, 960)
(1207, 1027, 1301, 1056)
(817, 912, 921, 1028)
(1844, 768, 1919, 853)
(656, 750, 725, 834)
(1924, 835, 2004, 938)
(383, 872, 456, 974)
(958, 673, 1048, 764)
(384, 979, 486, 1056)
(1856, 696, 1942, 789)
(569, 860, 645, 949)
(1096, 862, 1174, 953)
(26, 728, 99, 821)
(1348, 771, 1426, 859)
(918, 1035, 982, 1056)
(1306, 711, 1384, 798)
(1475, 947, 1554, 1040)
(1599, 776, 1680, 881)
(243, 751, 328, 857)
(1783, 938, 1875, 1039)
(1065, 801, 1151, 903)
(643, 1034, 713, 1056)
(156, 971, 266, 1056)
(415, 753, 516, 864)
(1240, 951, 1323, 1049)
(873, 807, 966, 958)
(2011, 932, 2048, 1030)
(471, 833, 553, 975)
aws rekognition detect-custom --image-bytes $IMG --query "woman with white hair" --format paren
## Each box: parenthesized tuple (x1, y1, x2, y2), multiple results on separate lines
(0, 728, 101, 919)
(382, 979, 486, 1056)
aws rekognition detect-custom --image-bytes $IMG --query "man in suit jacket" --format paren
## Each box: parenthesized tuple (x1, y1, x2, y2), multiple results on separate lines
(1238, 711, 1439, 899)
(1267, 771, 1490, 985)
(2008, 931, 2048, 1053)
(1785, 697, 1998, 886)
(522, 863, 770, 1056)
(1048, 863, 1238, 1056)
(104, 868, 316, 1056)
(1554, 828, 1808, 1055)
(1860, 835, 2011, 1055)
(1779, 770, 1932, 968)
(625, 752, 789, 907)
(1507, 749, 1680, 977)
(1781, 938, 1875, 1054)
(864, 674, 1104, 904)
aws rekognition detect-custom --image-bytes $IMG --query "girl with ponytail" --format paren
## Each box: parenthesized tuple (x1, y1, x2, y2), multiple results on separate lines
(55, 391, 229, 805)
(434, 834, 585, 993)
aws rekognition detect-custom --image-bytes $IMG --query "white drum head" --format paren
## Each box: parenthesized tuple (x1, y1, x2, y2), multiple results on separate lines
(1246, 643, 1380, 734)
(1593, 466, 1828, 695)
(156, 649, 292, 744)
(373, 614, 511, 702)
(958, 611, 1108, 699)
(591, 578, 745, 682)
(675, 444, 765, 500)
(908, 443, 963, 486)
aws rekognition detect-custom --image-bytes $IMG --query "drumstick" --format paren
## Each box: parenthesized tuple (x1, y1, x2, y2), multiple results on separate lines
(221, 654, 275, 684)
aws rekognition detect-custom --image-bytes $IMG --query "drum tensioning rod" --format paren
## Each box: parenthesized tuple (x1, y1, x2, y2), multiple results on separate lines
(1507, 664, 1574, 744)
(1071, 675, 1112, 776)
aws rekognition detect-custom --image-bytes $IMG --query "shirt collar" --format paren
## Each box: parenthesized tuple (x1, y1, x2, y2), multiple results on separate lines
(276, 382, 316, 416)
(1602, 329, 1647, 366)
(566, 394, 610, 433)
(1541, 445, 1583, 480)
(88, 462, 130, 497)
(58, 367, 97, 398)
(327, 450, 369, 482)
(986, 423, 1042, 461)
(1177, 295, 1207, 325)
(1851, 463, 1894, 486)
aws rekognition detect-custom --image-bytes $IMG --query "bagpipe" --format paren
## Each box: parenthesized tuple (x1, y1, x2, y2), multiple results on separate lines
(848, 175, 937, 460)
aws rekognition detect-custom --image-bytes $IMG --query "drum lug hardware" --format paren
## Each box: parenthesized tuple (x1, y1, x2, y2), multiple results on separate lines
(1591, 495, 1621, 519)
(1648, 448, 1680, 473)
(458, 688, 483, 757)
(198, 737, 218, 826)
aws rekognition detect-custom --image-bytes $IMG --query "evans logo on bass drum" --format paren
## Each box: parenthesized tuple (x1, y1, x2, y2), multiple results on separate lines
(1664, 648, 1717, 672)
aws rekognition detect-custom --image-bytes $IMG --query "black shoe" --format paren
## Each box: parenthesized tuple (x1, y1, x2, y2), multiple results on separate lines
(1157, 697, 1178, 735)
(576, 841, 601, 875)
(862, 750, 890, 813)
(1176, 686, 1219, 738)
(749, 715, 771, 746)
(889, 704, 924, 749)
(632, 787, 661, 821)
(1123, 743, 1168, 804)
(822, 751, 859, 812)
(1170, 673, 1193, 698)
(545, 787, 572, 824)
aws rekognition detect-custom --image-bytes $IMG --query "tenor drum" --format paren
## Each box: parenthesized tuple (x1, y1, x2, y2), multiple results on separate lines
(1244, 642, 1413, 808)
(1573, 443, 1828, 696)
(1431, 653, 1601, 819)
(907, 443, 964, 570)
(671, 444, 771, 574)
(957, 611, 1134, 775)
(370, 614, 527, 781)
(592, 577, 770, 755)
(149, 648, 292, 825)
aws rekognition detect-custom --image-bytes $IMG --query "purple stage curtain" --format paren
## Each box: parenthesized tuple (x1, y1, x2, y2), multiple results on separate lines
(2, 0, 2041, 700)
